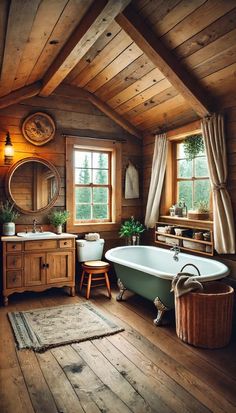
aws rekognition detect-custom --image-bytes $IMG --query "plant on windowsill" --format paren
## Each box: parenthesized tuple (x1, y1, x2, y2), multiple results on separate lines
(0, 200, 20, 236)
(183, 134, 204, 160)
(119, 216, 145, 245)
(48, 210, 70, 234)
(187, 200, 210, 221)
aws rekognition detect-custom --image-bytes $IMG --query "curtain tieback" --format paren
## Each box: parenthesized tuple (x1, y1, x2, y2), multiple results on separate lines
(213, 183, 226, 191)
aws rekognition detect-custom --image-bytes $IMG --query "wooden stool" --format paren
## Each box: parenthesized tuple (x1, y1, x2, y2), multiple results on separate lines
(79, 260, 111, 299)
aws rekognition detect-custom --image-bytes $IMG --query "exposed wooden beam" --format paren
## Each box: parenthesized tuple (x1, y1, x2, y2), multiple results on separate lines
(116, 6, 213, 117)
(0, 82, 42, 109)
(40, 0, 131, 97)
(58, 84, 142, 139)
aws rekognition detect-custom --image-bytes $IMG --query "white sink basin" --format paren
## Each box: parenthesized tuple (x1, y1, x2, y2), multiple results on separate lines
(17, 231, 57, 239)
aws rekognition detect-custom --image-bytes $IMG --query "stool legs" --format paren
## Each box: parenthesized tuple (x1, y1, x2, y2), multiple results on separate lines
(86, 273, 92, 299)
(104, 272, 112, 299)
(79, 270, 85, 292)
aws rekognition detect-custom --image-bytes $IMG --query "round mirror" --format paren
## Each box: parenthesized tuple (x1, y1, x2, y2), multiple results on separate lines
(6, 157, 61, 214)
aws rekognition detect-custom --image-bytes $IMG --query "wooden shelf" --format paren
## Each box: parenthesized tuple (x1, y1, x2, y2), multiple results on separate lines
(155, 221, 214, 256)
(156, 232, 212, 245)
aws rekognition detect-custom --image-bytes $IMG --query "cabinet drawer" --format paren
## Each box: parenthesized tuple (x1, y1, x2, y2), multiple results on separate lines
(6, 242, 22, 252)
(6, 271, 22, 288)
(6, 254, 22, 269)
(25, 240, 57, 251)
(58, 239, 73, 249)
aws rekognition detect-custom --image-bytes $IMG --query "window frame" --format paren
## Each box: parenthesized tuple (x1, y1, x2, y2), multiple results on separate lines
(66, 137, 122, 233)
(74, 148, 112, 223)
(160, 125, 212, 220)
(175, 140, 210, 210)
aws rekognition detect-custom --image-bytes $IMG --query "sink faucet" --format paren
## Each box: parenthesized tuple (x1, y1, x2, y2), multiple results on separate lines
(32, 219, 37, 233)
(170, 246, 180, 261)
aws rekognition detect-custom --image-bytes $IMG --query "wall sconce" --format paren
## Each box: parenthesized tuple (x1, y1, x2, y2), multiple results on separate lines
(4, 132, 14, 164)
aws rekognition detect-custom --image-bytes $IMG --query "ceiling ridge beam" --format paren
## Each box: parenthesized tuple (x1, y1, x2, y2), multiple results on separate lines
(39, 0, 131, 97)
(0, 81, 42, 109)
(59, 84, 142, 139)
(116, 5, 213, 117)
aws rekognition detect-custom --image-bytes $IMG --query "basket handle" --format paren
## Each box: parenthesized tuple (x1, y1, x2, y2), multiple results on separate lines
(180, 263, 201, 276)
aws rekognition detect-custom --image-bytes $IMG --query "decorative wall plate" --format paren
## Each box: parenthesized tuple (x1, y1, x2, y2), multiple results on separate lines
(22, 112, 56, 146)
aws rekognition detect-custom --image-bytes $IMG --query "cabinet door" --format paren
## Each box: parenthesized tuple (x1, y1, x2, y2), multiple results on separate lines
(46, 251, 73, 284)
(24, 253, 46, 286)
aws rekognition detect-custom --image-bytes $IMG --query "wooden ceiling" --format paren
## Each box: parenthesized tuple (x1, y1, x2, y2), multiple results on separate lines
(0, 0, 236, 138)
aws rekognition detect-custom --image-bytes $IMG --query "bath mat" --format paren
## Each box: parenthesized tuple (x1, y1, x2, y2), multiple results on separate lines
(8, 303, 124, 352)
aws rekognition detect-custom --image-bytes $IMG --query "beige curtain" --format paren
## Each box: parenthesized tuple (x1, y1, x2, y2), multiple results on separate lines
(145, 134, 168, 228)
(201, 114, 235, 254)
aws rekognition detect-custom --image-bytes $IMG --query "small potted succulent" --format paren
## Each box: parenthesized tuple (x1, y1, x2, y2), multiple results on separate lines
(48, 210, 70, 234)
(0, 200, 20, 235)
(119, 216, 145, 245)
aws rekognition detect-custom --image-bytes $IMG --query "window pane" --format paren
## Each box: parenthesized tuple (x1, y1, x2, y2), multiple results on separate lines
(93, 152, 108, 169)
(74, 151, 91, 168)
(92, 204, 108, 220)
(93, 187, 108, 203)
(178, 181, 193, 210)
(177, 143, 185, 159)
(177, 159, 192, 178)
(195, 157, 209, 177)
(75, 168, 91, 184)
(75, 187, 91, 203)
(194, 180, 210, 206)
(93, 169, 108, 184)
(76, 204, 91, 220)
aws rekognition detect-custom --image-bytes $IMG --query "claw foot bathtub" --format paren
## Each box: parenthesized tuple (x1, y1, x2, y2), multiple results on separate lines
(105, 246, 230, 326)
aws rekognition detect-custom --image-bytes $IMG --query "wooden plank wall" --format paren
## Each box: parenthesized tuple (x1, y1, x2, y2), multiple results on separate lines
(142, 102, 236, 278)
(0, 92, 142, 252)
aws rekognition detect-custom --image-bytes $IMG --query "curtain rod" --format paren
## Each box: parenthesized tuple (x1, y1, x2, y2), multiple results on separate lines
(61, 132, 126, 143)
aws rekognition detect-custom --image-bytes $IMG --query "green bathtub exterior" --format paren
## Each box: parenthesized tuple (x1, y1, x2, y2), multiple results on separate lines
(114, 262, 174, 308)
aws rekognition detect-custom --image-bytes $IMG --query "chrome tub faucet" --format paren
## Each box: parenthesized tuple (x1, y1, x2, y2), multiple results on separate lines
(170, 246, 180, 261)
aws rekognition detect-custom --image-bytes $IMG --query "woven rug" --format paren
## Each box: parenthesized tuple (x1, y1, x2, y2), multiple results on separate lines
(8, 303, 124, 352)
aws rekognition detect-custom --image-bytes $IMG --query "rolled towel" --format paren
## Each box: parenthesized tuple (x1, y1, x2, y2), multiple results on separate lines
(171, 272, 203, 298)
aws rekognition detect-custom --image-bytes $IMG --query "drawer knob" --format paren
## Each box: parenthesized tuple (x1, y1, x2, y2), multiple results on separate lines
(12, 245, 16, 249)
(64, 242, 67, 245)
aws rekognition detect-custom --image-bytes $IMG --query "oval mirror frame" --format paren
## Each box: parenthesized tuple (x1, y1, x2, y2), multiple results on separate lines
(5, 157, 61, 215)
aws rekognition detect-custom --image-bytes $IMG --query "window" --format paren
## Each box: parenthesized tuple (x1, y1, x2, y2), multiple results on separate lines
(160, 129, 212, 219)
(66, 137, 122, 232)
(176, 141, 210, 210)
(74, 149, 111, 222)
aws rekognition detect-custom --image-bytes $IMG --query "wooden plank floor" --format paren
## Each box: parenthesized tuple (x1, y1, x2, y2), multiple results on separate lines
(0, 287, 236, 413)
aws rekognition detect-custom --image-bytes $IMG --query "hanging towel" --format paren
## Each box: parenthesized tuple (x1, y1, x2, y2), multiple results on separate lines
(171, 272, 203, 298)
(125, 162, 139, 199)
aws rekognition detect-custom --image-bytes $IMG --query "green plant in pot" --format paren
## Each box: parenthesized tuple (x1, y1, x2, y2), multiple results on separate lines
(0, 200, 20, 236)
(187, 200, 210, 220)
(119, 216, 145, 245)
(48, 210, 70, 234)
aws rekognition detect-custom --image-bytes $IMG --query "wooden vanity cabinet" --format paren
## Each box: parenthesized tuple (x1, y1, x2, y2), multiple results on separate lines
(2, 235, 76, 305)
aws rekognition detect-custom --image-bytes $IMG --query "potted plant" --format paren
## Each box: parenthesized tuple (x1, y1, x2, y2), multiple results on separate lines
(187, 200, 209, 220)
(183, 134, 204, 160)
(119, 216, 145, 245)
(0, 200, 20, 235)
(48, 210, 70, 234)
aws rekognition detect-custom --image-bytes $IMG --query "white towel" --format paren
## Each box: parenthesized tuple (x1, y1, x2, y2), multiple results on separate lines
(125, 163, 139, 199)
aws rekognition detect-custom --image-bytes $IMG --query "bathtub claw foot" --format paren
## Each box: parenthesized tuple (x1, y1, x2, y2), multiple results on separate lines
(116, 279, 127, 301)
(153, 297, 169, 326)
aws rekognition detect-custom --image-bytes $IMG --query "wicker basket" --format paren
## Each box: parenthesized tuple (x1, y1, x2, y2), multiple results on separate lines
(175, 282, 234, 348)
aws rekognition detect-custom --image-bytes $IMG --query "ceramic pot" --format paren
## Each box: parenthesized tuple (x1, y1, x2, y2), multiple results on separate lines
(3, 222, 15, 236)
(56, 224, 62, 235)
